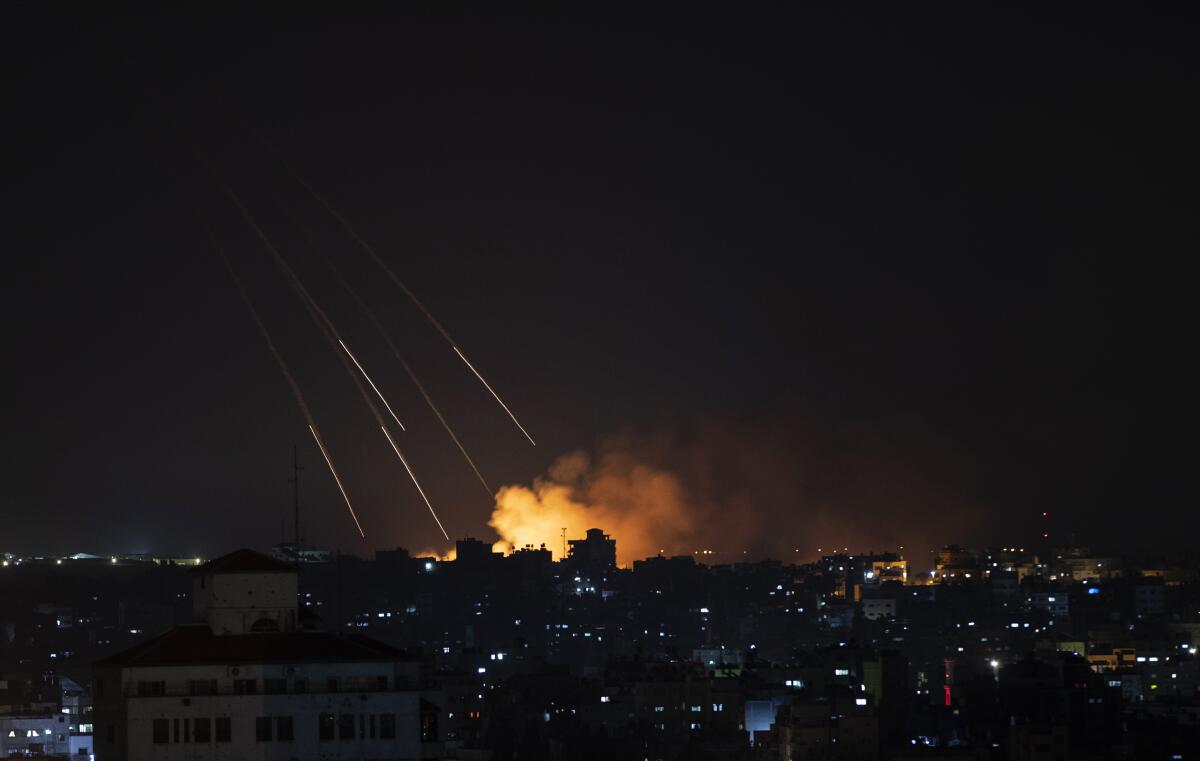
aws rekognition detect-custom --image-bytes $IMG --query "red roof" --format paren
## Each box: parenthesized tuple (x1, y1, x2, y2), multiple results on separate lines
(197, 549, 297, 575)
(97, 625, 412, 666)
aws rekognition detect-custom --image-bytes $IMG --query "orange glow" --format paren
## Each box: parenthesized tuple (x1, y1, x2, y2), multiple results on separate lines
(488, 451, 696, 565)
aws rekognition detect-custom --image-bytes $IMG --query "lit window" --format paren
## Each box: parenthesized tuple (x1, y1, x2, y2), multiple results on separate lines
(855, 698, 867, 706)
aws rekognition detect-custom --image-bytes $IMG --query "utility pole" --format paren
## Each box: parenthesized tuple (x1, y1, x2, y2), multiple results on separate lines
(289, 445, 305, 566)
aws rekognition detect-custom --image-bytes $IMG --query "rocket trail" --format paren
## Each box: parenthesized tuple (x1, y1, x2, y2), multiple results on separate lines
(210, 169, 408, 432)
(269, 188, 494, 498)
(212, 171, 450, 538)
(280, 160, 536, 446)
(381, 426, 450, 541)
(317, 250, 494, 497)
(221, 255, 313, 424)
(453, 346, 537, 447)
(309, 425, 365, 538)
(338, 339, 406, 433)
(213, 233, 366, 538)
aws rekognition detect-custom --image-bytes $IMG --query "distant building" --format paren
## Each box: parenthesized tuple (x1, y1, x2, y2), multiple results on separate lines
(860, 596, 896, 621)
(567, 528, 617, 570)
(0, 714, 72, 757)
(453, 538, 501, 568)
(1134, 578, 1166, 618)
(92, 549, 442, 760)
(269, 543, 332, 564)
(1027, 590, 1070, 618)
(935, 545, 978, 581)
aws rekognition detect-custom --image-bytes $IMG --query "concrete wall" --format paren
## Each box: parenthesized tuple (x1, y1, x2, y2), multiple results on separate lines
(0, 714, 72, 757)
(193, 572, 298, 635)
(94, 660, 431, 761)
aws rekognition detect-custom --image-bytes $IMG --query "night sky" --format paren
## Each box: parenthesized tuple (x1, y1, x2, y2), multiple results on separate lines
(3, 7, 1196, 559)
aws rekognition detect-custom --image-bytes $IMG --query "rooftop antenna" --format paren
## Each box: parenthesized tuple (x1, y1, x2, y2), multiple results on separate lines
(289, 445, 305, 566)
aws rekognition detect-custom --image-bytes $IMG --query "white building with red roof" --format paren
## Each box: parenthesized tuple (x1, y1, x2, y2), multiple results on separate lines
(92, 549, 443, 760)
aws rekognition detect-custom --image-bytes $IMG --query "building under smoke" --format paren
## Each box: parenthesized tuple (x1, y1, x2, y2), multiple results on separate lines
(567, 528, 617, 573)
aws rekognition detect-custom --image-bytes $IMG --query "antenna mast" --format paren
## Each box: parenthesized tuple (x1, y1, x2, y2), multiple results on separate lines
(289, 445, 305, 565)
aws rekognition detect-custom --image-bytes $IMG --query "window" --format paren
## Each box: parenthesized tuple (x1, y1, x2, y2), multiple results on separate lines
(276, 716, 293, 742)
(318, 713, 335, 742)
(173, 718, 180, 743)
(233, 679, 257, 695)
(690, 705, 702, 712)
(369, 714, 377, 739)
(713, 703, 724, 712)
(264, 678, 287, 694)
(327, 677, 339, 693)
(256, 717, 272, 742)
(380, 714, 396, 740)
(293, 678, 307, 694)
(188, 679, 217, 696)
(138, 680, 166, 697)
(152, 719, 169, 745)
(105, 725, 114, 744)
(377, 675, 389, 691)
(339, 714, 355, 740)
(193, 718, 210, 743)
(420, 701, 439, 742)
(215, 718, 231, 743)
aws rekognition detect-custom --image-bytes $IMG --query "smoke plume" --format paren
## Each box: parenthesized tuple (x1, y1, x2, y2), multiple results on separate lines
(488, 410, 988, 567)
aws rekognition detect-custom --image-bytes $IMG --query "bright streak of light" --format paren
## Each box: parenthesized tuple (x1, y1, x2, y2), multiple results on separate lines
(339, 339, 406, 432)
(281, 159, 535, 447)
(320, 251, 492, 497)
(381, 426, 450, 540)
(453, 346, 536, 446)
(309, 425, 365, 538)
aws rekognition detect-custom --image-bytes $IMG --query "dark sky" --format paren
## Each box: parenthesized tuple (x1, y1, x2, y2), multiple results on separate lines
(2, 6, 1196, 558)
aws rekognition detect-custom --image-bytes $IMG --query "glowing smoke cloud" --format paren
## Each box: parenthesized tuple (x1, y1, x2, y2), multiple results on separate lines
(282, 161, 536, 446)
(489, 451, 697, 565)
(488, 416, 987, 566)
